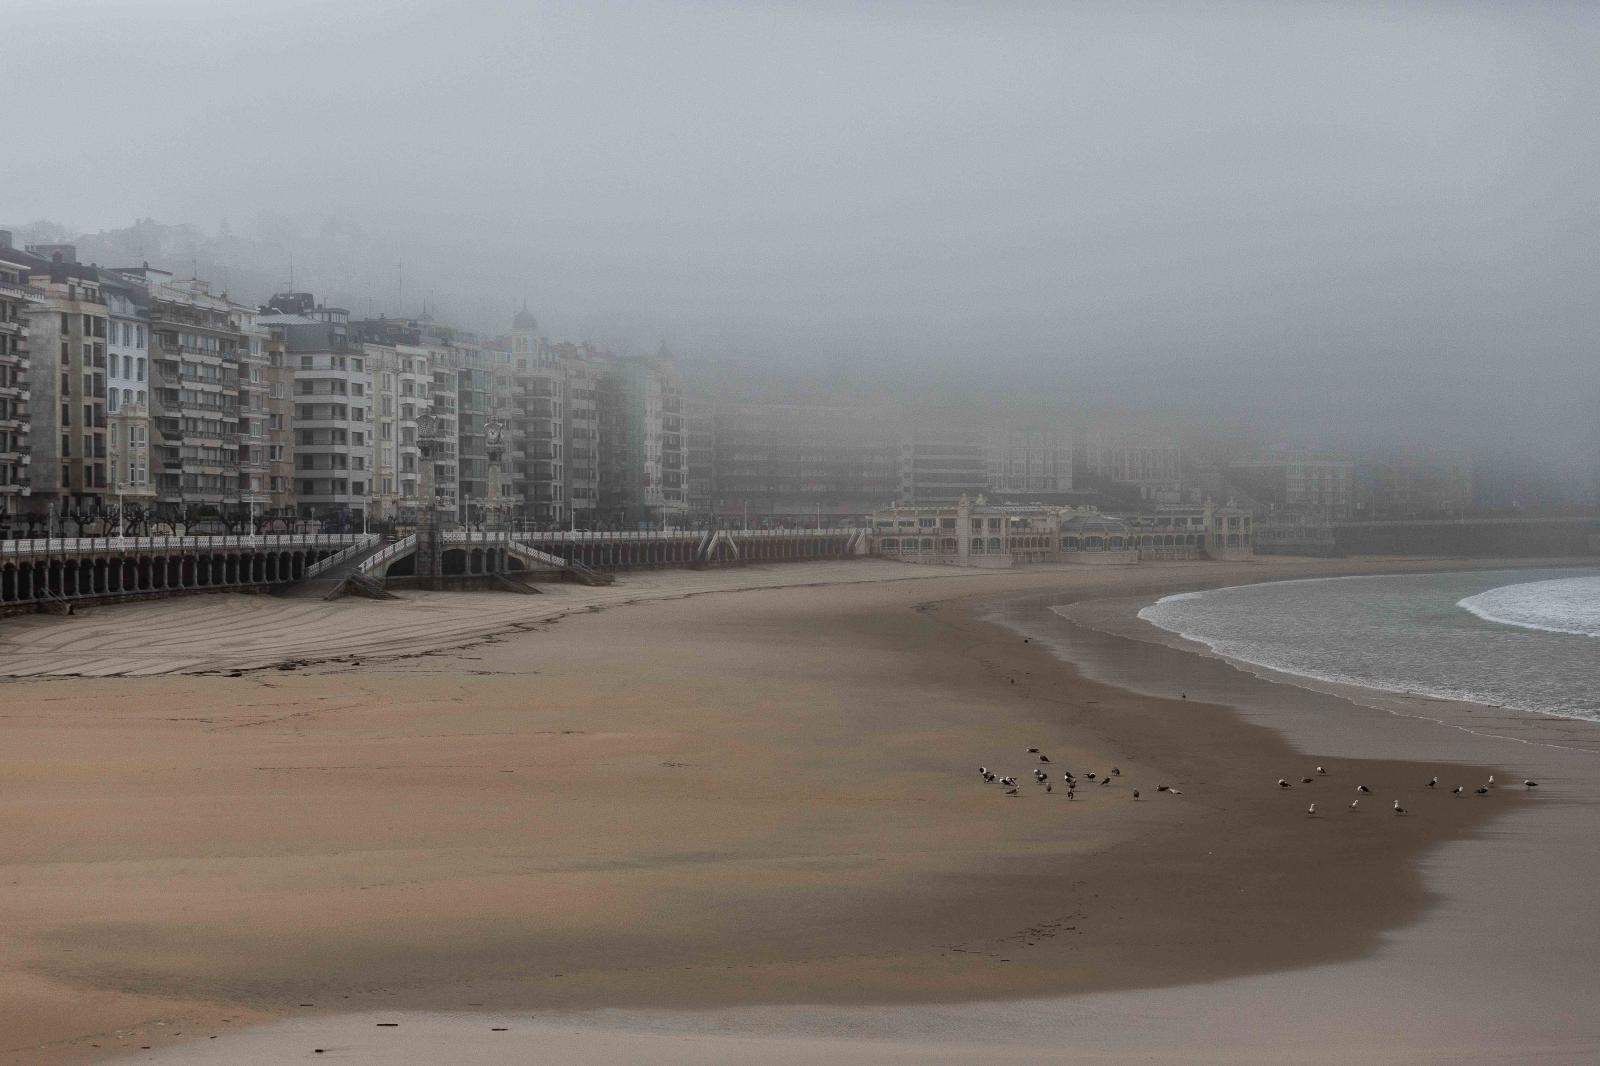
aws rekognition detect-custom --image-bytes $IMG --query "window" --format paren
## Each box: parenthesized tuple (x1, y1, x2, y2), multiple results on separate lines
(300, 356, 313, 370)
(108, 391, 119, 413)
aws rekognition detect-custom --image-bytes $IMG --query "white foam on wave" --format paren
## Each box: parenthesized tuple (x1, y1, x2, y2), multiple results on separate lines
(1457, 577, 1600, 638)
(1137, 597, 1509, 708)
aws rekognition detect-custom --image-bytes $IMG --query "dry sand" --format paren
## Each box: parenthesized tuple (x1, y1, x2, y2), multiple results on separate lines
(0, 556, 1594, 1064)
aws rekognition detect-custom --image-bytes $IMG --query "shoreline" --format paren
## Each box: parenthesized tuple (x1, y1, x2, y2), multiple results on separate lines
(0, 556, 1593, 1063)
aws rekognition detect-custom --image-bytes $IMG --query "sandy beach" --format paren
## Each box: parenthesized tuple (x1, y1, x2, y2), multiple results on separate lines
(1, 556, 1596, 1064)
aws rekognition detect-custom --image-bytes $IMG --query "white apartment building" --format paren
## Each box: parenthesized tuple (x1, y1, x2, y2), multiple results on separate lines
(988, 427, 1073, 498)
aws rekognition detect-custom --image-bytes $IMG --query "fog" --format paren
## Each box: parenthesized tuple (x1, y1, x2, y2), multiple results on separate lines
(5, 1, 1597, 467)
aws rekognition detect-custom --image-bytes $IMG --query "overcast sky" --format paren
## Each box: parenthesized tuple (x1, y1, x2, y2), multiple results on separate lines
(4, 1, 1597, 460)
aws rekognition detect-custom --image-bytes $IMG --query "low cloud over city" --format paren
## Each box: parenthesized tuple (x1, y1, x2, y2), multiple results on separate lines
(5, 1, 1597, 471)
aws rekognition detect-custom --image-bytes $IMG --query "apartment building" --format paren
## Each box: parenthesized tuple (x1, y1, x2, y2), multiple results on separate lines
(897, 420, 989, 505)
(683, 392, 716, 523)
(365, 342, 431, 521)
(500, 319, 568, 526)
(595, 355, 686, 527)
(235, 306, 297, 517)
(100, 271, 154, 509)
(261, 293, 371, 525)
(0, 233, 36, 520)
(455, 342, 493, 521)
(1229, 453, 1354, 519)
(1080, 426, 1182, 501)
(987, 426, 1073, 501)
(557, 342, 604, 527)
(711, 401, 900, 525)
(24, 251, 110, 512)
(127, 270, 246, 513)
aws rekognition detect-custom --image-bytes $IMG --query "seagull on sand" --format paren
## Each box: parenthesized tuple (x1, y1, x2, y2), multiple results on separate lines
(1426, 777, 1438, 788)
(978, 766, 990, 777)
(1004, 787, 1020, 797)
(1046, 782, 1053, 793)
(1307, 804, 1317, 816)
(983, 772, 996, 783)
(1357, 784, 1371, 794)
(1451, 786, 1463, 795)
(1033, 770, 1047, 783)
(1168, 789, 1184, 795)
(1393, 800, 1408, 815)
(1349, 799, 1360, 810)
(1132, 789, 1141, 800)
(1317, 766, 1327, 775)
(1300, 777, 1314, 784)
(1487, 775, 1495, 787)
(1039, 755, 1050, 763)
(1156, 784, 1170, 792)
(1000, 776, 1018, 787)
(1067, 789, 1076, 800)
(1524, 779, 1540, 788)
(1085, 772, 1097, 781)
(1278, 779, 1292, 789)
(1111, 766, 1121, 776)
(1100, 777, 1112, 787)
(1475, 786, 1489, 795)
(1027, 748, 1040, 754)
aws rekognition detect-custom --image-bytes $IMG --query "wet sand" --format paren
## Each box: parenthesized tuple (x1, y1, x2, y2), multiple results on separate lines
(0, 556, 1593, 1063)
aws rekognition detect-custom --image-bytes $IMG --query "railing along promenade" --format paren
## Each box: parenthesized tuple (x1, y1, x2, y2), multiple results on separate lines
(0, 527, 873, 613)
(0, 533, 365, 612)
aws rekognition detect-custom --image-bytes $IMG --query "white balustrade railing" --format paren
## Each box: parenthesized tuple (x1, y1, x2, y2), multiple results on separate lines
(358, 534, 417, 575)
(0, 533, 368, 560)
(299, 534, 382, 580)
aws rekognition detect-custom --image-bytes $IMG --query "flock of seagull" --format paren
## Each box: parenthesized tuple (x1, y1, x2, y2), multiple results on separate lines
(978, 748, 1178, 802)
(979, 752, 1540, 815)
(1283, 765, 1538, 817)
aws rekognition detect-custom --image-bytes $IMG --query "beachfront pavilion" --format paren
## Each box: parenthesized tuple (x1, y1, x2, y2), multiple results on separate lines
(871, 496, 1254, 567)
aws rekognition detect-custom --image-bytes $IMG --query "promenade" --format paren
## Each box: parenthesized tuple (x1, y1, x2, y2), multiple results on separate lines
(0, 560, 976, 678)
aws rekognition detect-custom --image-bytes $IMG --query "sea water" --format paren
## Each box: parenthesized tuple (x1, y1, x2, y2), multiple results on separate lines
(1137, 568, 1600, 723)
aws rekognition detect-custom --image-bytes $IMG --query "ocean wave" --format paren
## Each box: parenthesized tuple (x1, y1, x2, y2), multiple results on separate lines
(1136, 570, 1600, 724)
(1457, 577, 1600, 638)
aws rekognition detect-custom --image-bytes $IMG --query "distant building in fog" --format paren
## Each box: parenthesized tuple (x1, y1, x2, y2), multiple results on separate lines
(1358, 453, 1473, 519)
(711, 401, 899, 525)
(987, 426, 1073, 501)
(1228, 453, 1354, 519)
(871, 495, 1252, 568)
(897, 421, 989, 505)
(1079, 425, 1182, 502)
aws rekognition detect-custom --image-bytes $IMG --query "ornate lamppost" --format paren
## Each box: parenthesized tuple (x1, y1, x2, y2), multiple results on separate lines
(484, 415, 508, 532)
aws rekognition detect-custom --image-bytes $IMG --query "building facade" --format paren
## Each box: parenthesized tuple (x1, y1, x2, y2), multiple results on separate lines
(1229, 454, 1354, 519)
(1079, 426, 1182, 501)
(138, 272, 246, 516)
(262, 294, 372, 526)
(897, 421, 990, 505)
(101, 271, 154, 512)
(872, 497, 1253, 567)
(711, 401, 899, 525)
(0, 234, 37, 521)
(24, 252, 110, 514)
